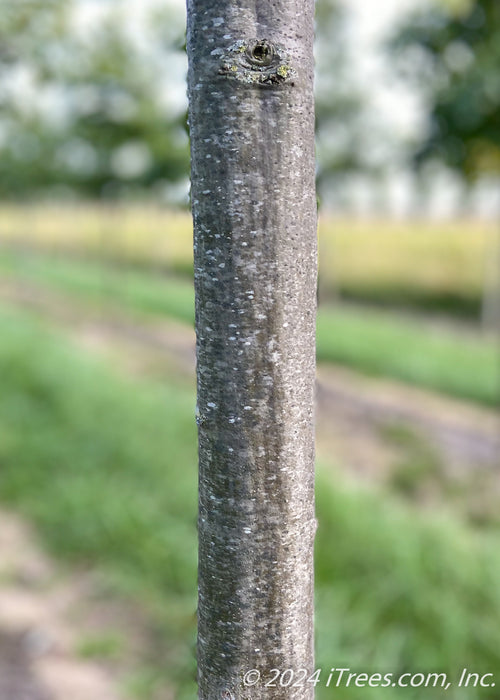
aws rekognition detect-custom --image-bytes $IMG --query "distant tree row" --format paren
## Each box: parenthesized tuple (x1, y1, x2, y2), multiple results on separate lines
(0, 0, 188, 200)
(0, 0, 497, 201)
(0, 0, 367, 202)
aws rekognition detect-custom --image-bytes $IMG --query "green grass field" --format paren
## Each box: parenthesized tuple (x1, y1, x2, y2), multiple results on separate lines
(1, 247, 498, 406)
(1, 305, 499, 699)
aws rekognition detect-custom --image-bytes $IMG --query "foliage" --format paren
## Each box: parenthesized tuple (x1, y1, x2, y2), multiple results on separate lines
(389, 0, 500, 179)
(0, 0, 378, 200)
(0, 0, 69, 67)
(0, 307, 499, 698)
(1, 246, 498, 406)
(0, 0, 189, 200)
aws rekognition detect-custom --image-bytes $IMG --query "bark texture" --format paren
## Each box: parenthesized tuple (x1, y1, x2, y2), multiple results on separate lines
(186, 2, 317, 698)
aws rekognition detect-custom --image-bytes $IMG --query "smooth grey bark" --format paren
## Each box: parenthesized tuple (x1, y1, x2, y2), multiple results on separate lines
(186, 2, 317, 698)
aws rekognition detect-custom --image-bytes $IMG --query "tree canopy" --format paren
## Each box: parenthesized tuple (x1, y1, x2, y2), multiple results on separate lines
(8, 1, 499, 201)
(0, 0, 189, 200)
(390, 0, 500, 180)
(0, 0, 376, 202)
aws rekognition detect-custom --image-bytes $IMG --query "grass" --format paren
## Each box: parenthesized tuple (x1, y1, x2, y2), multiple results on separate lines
(0, 203, 496, 317)
(316, 305, 499, 406)
(314, 475, 500, 700)
(0, 305, 499, 699)
(381, 424, 446, 500)
(0, 246, 195, 325)
(0, 306, 198, 697)
(76, 633, 123, 660)
(1, 246, 498, 406)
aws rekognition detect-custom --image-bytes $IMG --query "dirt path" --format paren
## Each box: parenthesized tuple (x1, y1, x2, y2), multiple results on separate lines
(0, 510, 151, 700)
(316, 364, 499, 477)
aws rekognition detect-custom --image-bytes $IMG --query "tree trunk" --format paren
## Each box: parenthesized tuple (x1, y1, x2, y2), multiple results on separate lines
(186, 2, 317, 698)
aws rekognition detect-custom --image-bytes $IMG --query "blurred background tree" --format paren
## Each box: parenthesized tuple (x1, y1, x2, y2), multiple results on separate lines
(0, 0, 189, 201)
(0, 0, 380, 204)
(1, 0, 499, 207)
(389, 0, 500, 180)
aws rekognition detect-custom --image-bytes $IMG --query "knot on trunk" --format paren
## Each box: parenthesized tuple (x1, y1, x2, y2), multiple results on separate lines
(218, 39, 295, 86)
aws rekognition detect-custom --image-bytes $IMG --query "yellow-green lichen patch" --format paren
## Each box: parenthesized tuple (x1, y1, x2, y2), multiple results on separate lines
(218, 38, 296, 86)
